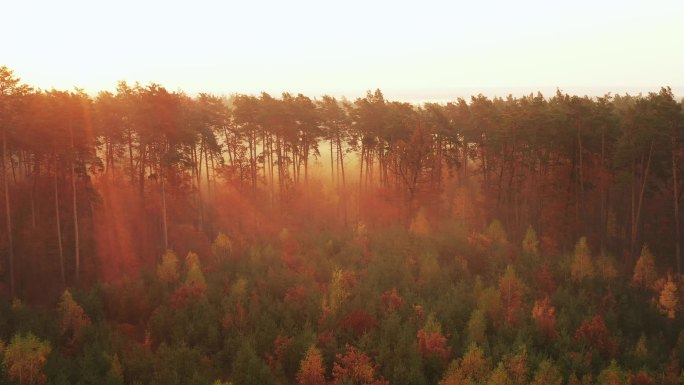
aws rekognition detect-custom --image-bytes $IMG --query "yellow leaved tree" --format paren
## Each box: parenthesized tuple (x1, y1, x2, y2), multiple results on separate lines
(296, 346, 326, 385)
(571, 237, 594, 282)
(3, 333, 51, 385)
(185, 251, 207, 290)
(322, 269, 350, 318)
(57, 290, 91, 346)
(157, 249, 180, 284)
(658, 275, 678, 319)
(410, 207, 430, 236)
(212, 232, 233, 262)
(632, 245, 657, 289)
(522, 226, 539, 256)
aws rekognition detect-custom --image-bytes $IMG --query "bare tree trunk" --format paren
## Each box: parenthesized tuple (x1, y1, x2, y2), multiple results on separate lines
(330, 138, 335, 187)
(160, 152, 168, 251)
(70, 125, 80, 283)
(193, 144, 204, 228)
(2, 129, 15, 297)
(54, 156, 65, 288)
(631, 142, 654, 264)
(577, 123, 585, 224)
(204, 143, 211, 199)
(30, 156, 37, 229)
(672, 135, 681, 275)
(127, 128, 135, 183)
(600, 126, 606, 252)
(338, 135, 347, 225)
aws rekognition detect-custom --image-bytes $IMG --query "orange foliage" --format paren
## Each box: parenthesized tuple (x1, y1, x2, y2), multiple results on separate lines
(169, 283, 206, 309)
(2, 334, 51, 385)
(574, 315, 616, 358)
(57, 290, 91, 347)
(331, 344, 389, 385)
(339, 311, 378, 337)
(627, 371, 655, 385)
(533, 261, 557, 295)
(296, 346, 326, 385)
(417, 329, 451, 363)
(284, 285, 309, 308)
(267, 335, 293, 369)
(499, 265, 524, 326)
(531, 297, 557, 340)
(381, 288, 404, 312)
(459, 344, 490, 382)
(658, 275, 678, 319)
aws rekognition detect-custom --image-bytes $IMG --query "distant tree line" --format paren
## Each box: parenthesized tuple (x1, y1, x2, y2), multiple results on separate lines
(0, 66, 682, 299)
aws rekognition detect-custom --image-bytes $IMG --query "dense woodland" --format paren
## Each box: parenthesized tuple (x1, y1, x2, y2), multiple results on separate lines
(0, 65, 682, 384)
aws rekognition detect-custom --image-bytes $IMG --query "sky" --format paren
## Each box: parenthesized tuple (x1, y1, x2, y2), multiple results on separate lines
(3, 0, 684, 102)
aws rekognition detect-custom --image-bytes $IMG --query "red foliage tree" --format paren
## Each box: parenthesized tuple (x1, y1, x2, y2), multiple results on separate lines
(417, 329, 451, 363)
(381, 288, 404, 312)
(339, 311, 378, 337)
(627, 371, 655, 385)
(499, 265, 524, 327)
(574, 315, 617, 358)
(266, 335, 293, 369)
(331, 344, 389, 385)
(169, 283, 206, 309)
(531, 297, 557, 340)
(284, 285, 309, 308)
(533, 261, 557, 295)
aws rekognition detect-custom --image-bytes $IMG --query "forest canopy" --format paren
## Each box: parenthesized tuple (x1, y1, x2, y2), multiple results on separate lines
(0, 66, 682, 384)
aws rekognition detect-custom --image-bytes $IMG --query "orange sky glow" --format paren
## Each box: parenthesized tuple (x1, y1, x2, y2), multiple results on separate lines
(4, 0, 683, 101)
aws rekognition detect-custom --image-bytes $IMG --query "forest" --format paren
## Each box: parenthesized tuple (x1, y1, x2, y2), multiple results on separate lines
(0, 65, 682, 384)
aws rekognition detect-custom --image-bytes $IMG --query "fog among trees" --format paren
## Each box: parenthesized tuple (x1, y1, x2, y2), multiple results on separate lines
(0, 66, 682, 384)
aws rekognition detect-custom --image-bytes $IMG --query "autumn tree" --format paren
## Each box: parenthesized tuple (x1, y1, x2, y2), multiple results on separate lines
(0, 66, 31, 297)
(658, 274, 678, 319)
(467, 309, 487, 345)
(417, 313, 451, 363)
(632, 245, 657, 289)
(571, 237, 594, 282)
(522, 225, 539, 256)
(498, 265, 525, 326)
(211, 232, 232, 262)
(331, 344, 389, 385)
(530, 360, 562, 385)
(296, 346, 326, 385)
(57, 289, 92, 347)
(2, 333, 51, 385)
(157, 249, 180, 284)
(531, 296, 557, 340)
(574, 315, 617, 358)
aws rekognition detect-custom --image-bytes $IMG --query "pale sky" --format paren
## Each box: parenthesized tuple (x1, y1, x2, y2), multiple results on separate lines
(3, 0, 684, 101)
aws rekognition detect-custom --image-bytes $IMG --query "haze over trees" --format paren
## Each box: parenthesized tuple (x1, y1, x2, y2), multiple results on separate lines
(0, 65, 682, 384)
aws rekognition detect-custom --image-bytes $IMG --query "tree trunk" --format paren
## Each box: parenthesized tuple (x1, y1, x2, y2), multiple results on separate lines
(54, 153, 65, 288)
(672, 135, 681, 275)
(70, 125, 80, 283)
(160, 151, 168, 251)
(330, 138, 335, 187)
(600, 125, 606, 252)
(127, 128, 135, 183)
(2, 129, 15, 297)
(631, 141, 654, 264)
